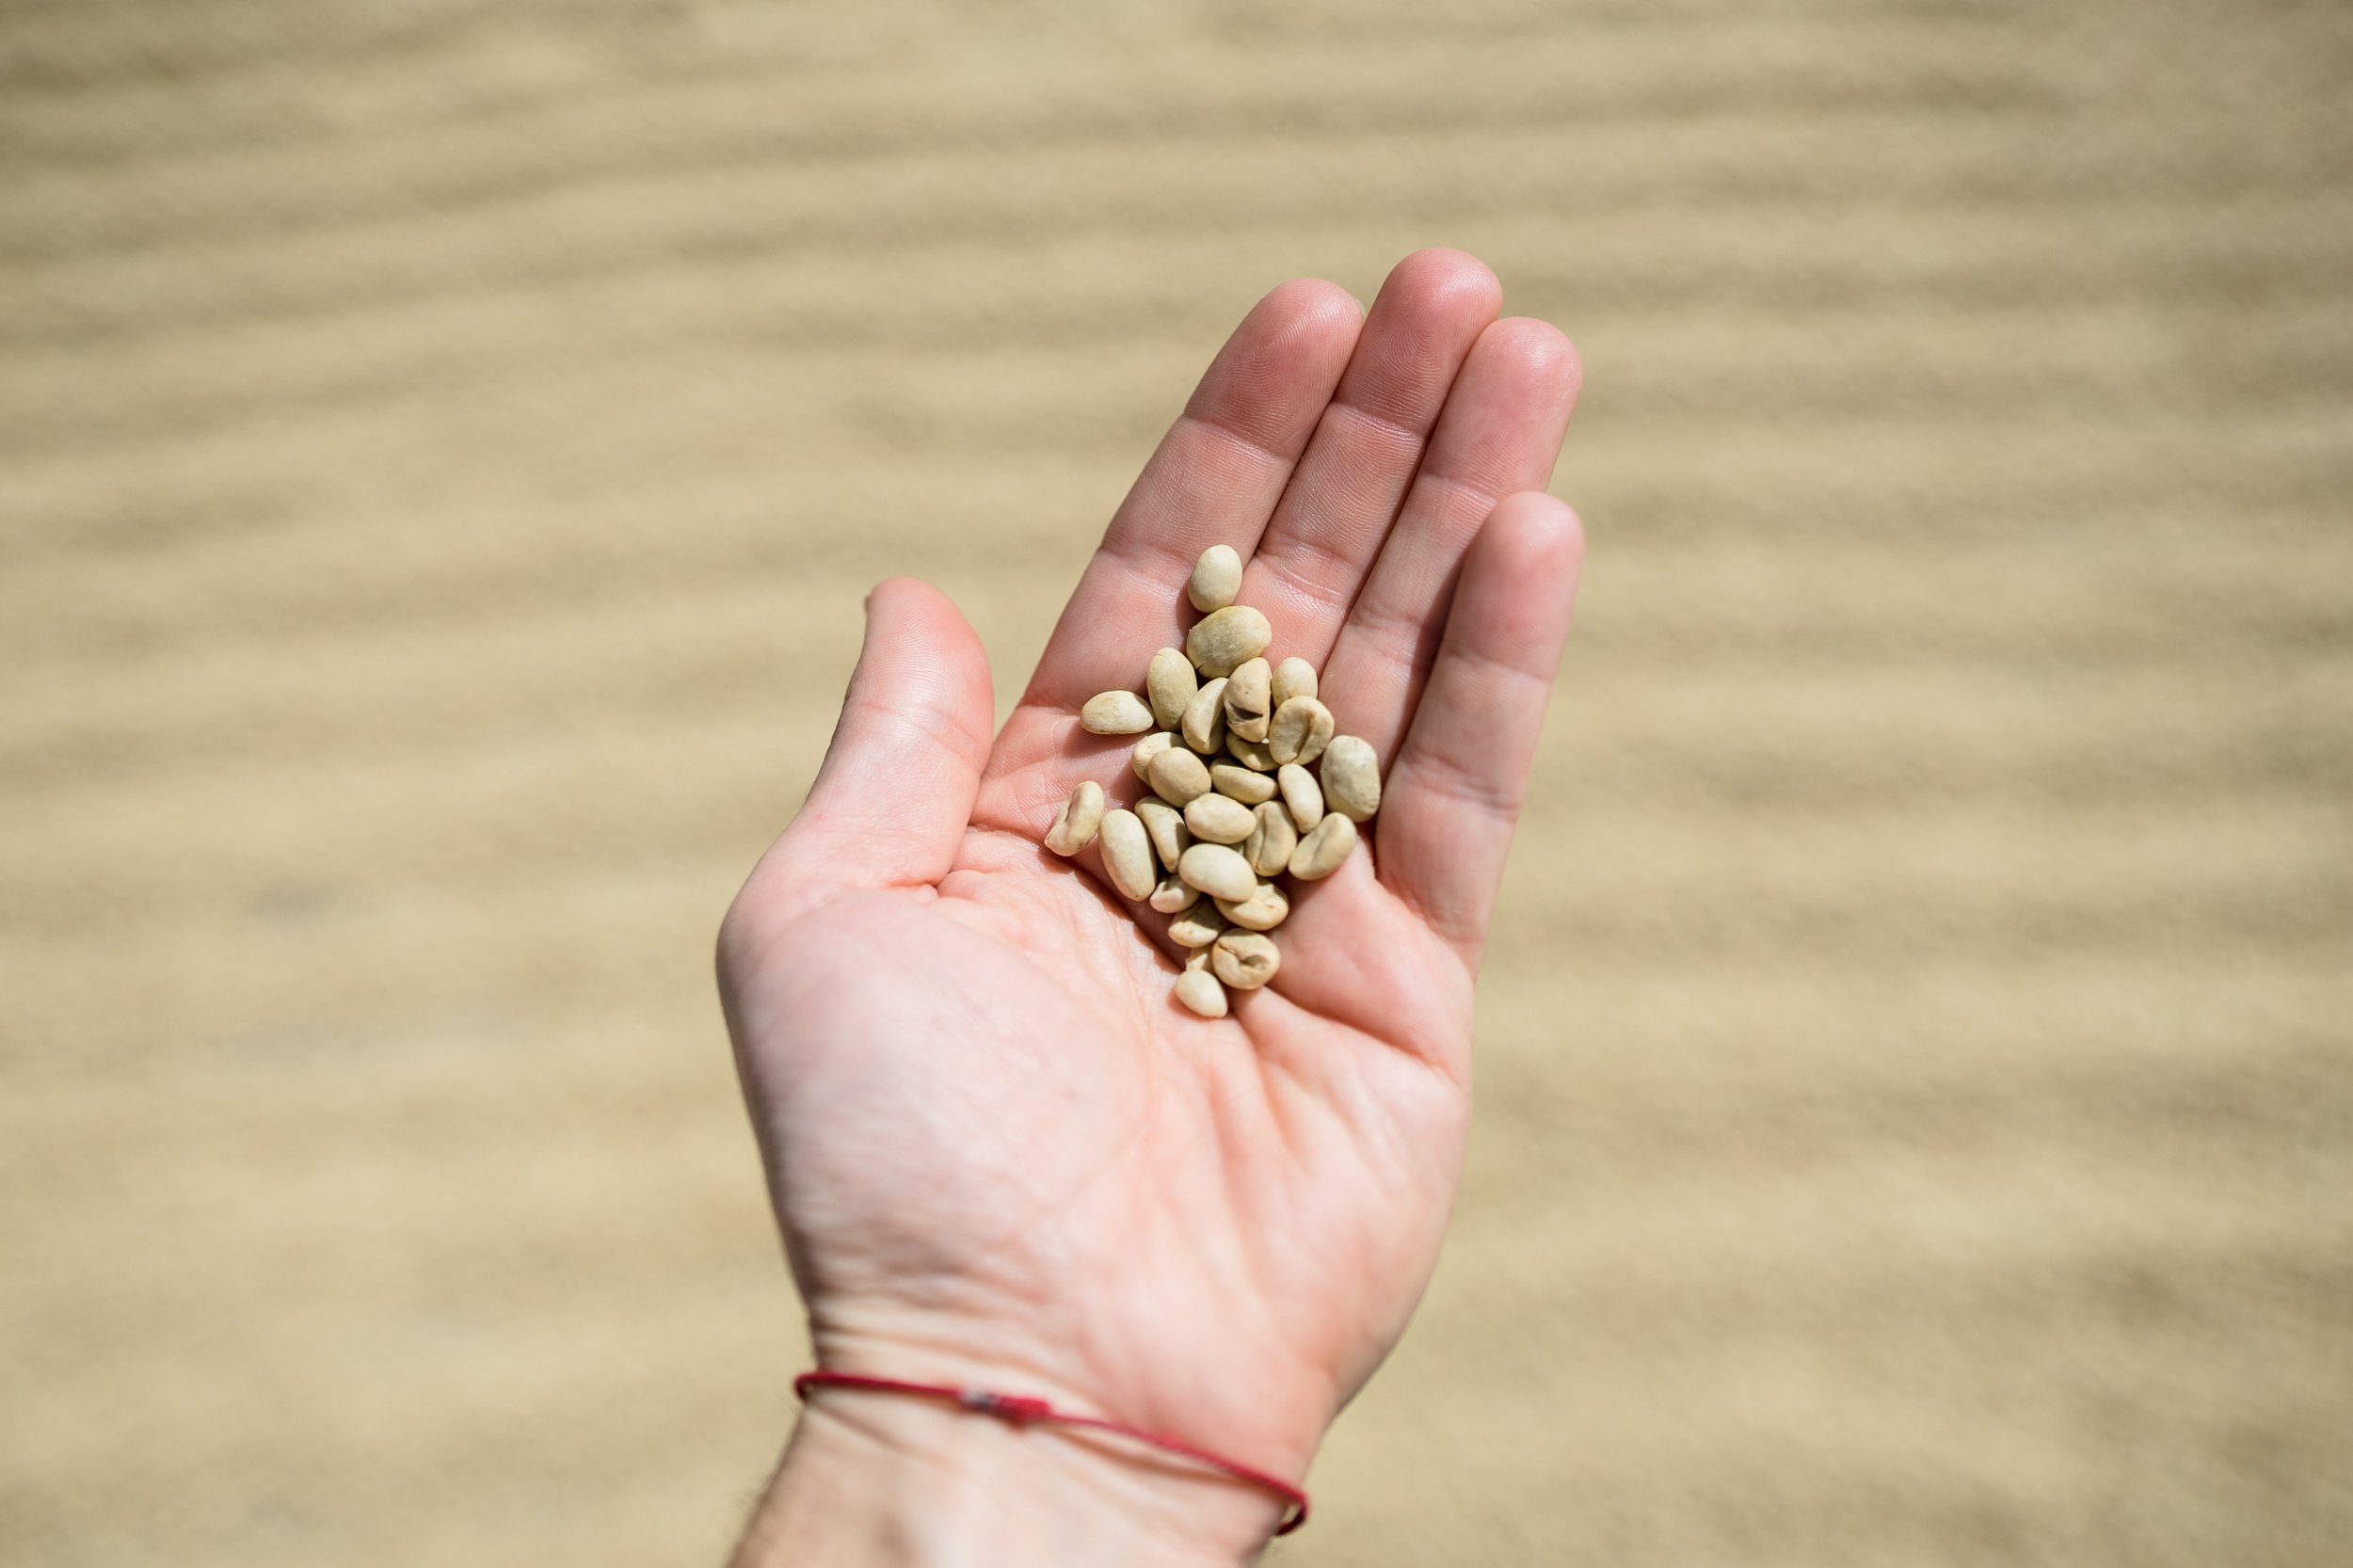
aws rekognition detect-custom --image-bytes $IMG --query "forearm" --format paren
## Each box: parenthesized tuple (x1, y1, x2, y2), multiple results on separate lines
(731, 1395, 1289, 1568)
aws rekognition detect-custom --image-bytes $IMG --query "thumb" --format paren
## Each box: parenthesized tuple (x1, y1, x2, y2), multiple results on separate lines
(760, 577, 994, 919)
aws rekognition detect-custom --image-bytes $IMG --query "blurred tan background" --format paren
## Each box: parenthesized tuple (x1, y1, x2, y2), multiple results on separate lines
(5, 0, 2350, 1562)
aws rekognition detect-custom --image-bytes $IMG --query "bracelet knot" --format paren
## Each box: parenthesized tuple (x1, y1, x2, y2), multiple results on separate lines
(794, 1368, 1307, 1535)
(957, 1387, 1053, 1423)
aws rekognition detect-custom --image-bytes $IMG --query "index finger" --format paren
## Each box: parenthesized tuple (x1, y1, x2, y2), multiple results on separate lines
(1010, 279, 1363, 717)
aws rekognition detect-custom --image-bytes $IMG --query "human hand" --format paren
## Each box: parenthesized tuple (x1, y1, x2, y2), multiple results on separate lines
(717, 248, 1582, 1565)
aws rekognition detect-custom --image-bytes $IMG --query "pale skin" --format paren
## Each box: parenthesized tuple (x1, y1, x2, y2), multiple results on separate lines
(717, 248, 1584, 1566)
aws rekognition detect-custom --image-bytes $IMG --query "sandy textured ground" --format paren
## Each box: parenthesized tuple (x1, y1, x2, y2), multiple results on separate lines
(5, 1, 2349, 1562)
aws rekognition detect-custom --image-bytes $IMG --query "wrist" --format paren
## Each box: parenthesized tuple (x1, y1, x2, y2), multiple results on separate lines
(731, 1380, 1292, 1568)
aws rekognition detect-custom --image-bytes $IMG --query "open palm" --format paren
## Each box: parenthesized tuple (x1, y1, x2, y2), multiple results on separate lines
(717, 249, 1584, 1537)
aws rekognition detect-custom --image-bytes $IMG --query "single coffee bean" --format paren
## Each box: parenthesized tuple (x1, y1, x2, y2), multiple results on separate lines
(1223, 657, 1273, 743)
(1174, 967, 1228, 1017)
(1131, 730, 1176, 783)
(1081, 690, 1155, 735)
(1181, 677, 1228, 754)
(1185, 604, 1273, 679)
(1210, 763, 1277, 805)
(1210, 930, 1280, 989)
(1187, 544, 1242, 613)
(1099, 808, 1155, 900)
(1146, 745, 1211, 806)
(1268, 696, 1335, 765)
(1276, 763, 1323, 833)
(1177, 841, 1257, 902)
(1244, 800, 1297, 877)
(1288, 810, 1357, 880)
(1224, 732, 1277, 772)
(1044, 779, 1105, 856)
(1216, 880, 1289, 932)
(1168, 904, 1228, 948)
(1149, 872, 1201, 914)
(1321, 734, 1382, 821)
(1135, 796, 1190, 871)
(1146, 648, 1197, 730)
(1271, 656, 1318, 710)
(1183, 792, 1256, 845)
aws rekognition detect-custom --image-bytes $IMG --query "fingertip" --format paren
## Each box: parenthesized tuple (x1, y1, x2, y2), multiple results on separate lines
(1487, 491, 1584, 561)
(755, 571, 1000, 921)
(857, 577, 994, 752)
(1410, 319, 1581, 500)
(865, 574, 966, 641)
(1383, 247, 1504, 319)
(1252, 276, 1366, 345)
(1486, 316, 1583, 405)
(1323, 250, 1509, 437)
(865, 574, 926, 616)
(1191, 279, 1363, 452)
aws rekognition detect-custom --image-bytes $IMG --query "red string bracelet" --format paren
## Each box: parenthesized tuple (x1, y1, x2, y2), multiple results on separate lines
(792, 1368, 1309, 1537)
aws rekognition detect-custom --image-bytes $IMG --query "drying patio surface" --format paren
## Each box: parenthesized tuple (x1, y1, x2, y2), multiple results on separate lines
(4, 2, 2348, 1562)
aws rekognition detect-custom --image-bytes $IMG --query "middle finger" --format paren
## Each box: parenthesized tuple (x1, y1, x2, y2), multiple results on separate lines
(1232, 248, 1501, 664)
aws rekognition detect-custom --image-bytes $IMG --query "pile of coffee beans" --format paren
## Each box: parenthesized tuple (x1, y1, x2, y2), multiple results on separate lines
(1045, 546, 1382, 1017)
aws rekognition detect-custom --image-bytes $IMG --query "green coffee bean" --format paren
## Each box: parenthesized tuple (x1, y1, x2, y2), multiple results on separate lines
(1186, 544, 1242, 614)
(1223, 657, 1273, 744)
(1276, 763, 1323, 833)
(1244, 801, 1297, 878)
(1181, 677, 1229, 754)
(1176, 841, 1257, 902)
(1210, 930, 1280, 989)
(1146, 648, 1198, 730)
(1135, 796, 1190, 871)
(1146, 745, 1212, 807)
(1186, 605, 1273, 680)
(1321, 734, 1381, 821)
(1081, 691, 1155, 735)
(1224, 732, 1277, 772)
(1150, 872, 1201, 915)
(1182, 792, 1257, 845)
(1268, 696, 1334, 766)
(1131, 730, 1176, 783)
(1045, 780, 1105, 856)
(1099, 808, 1155, 900)
(1288, 810, 1357, 880)
(1271, 656, 1317, 710)
(1174, 966, 1227, 1017)
(1168, 903, 1228, 948)
(1210, 763, 1277, 806)
(1216, 879, 1289, 932)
